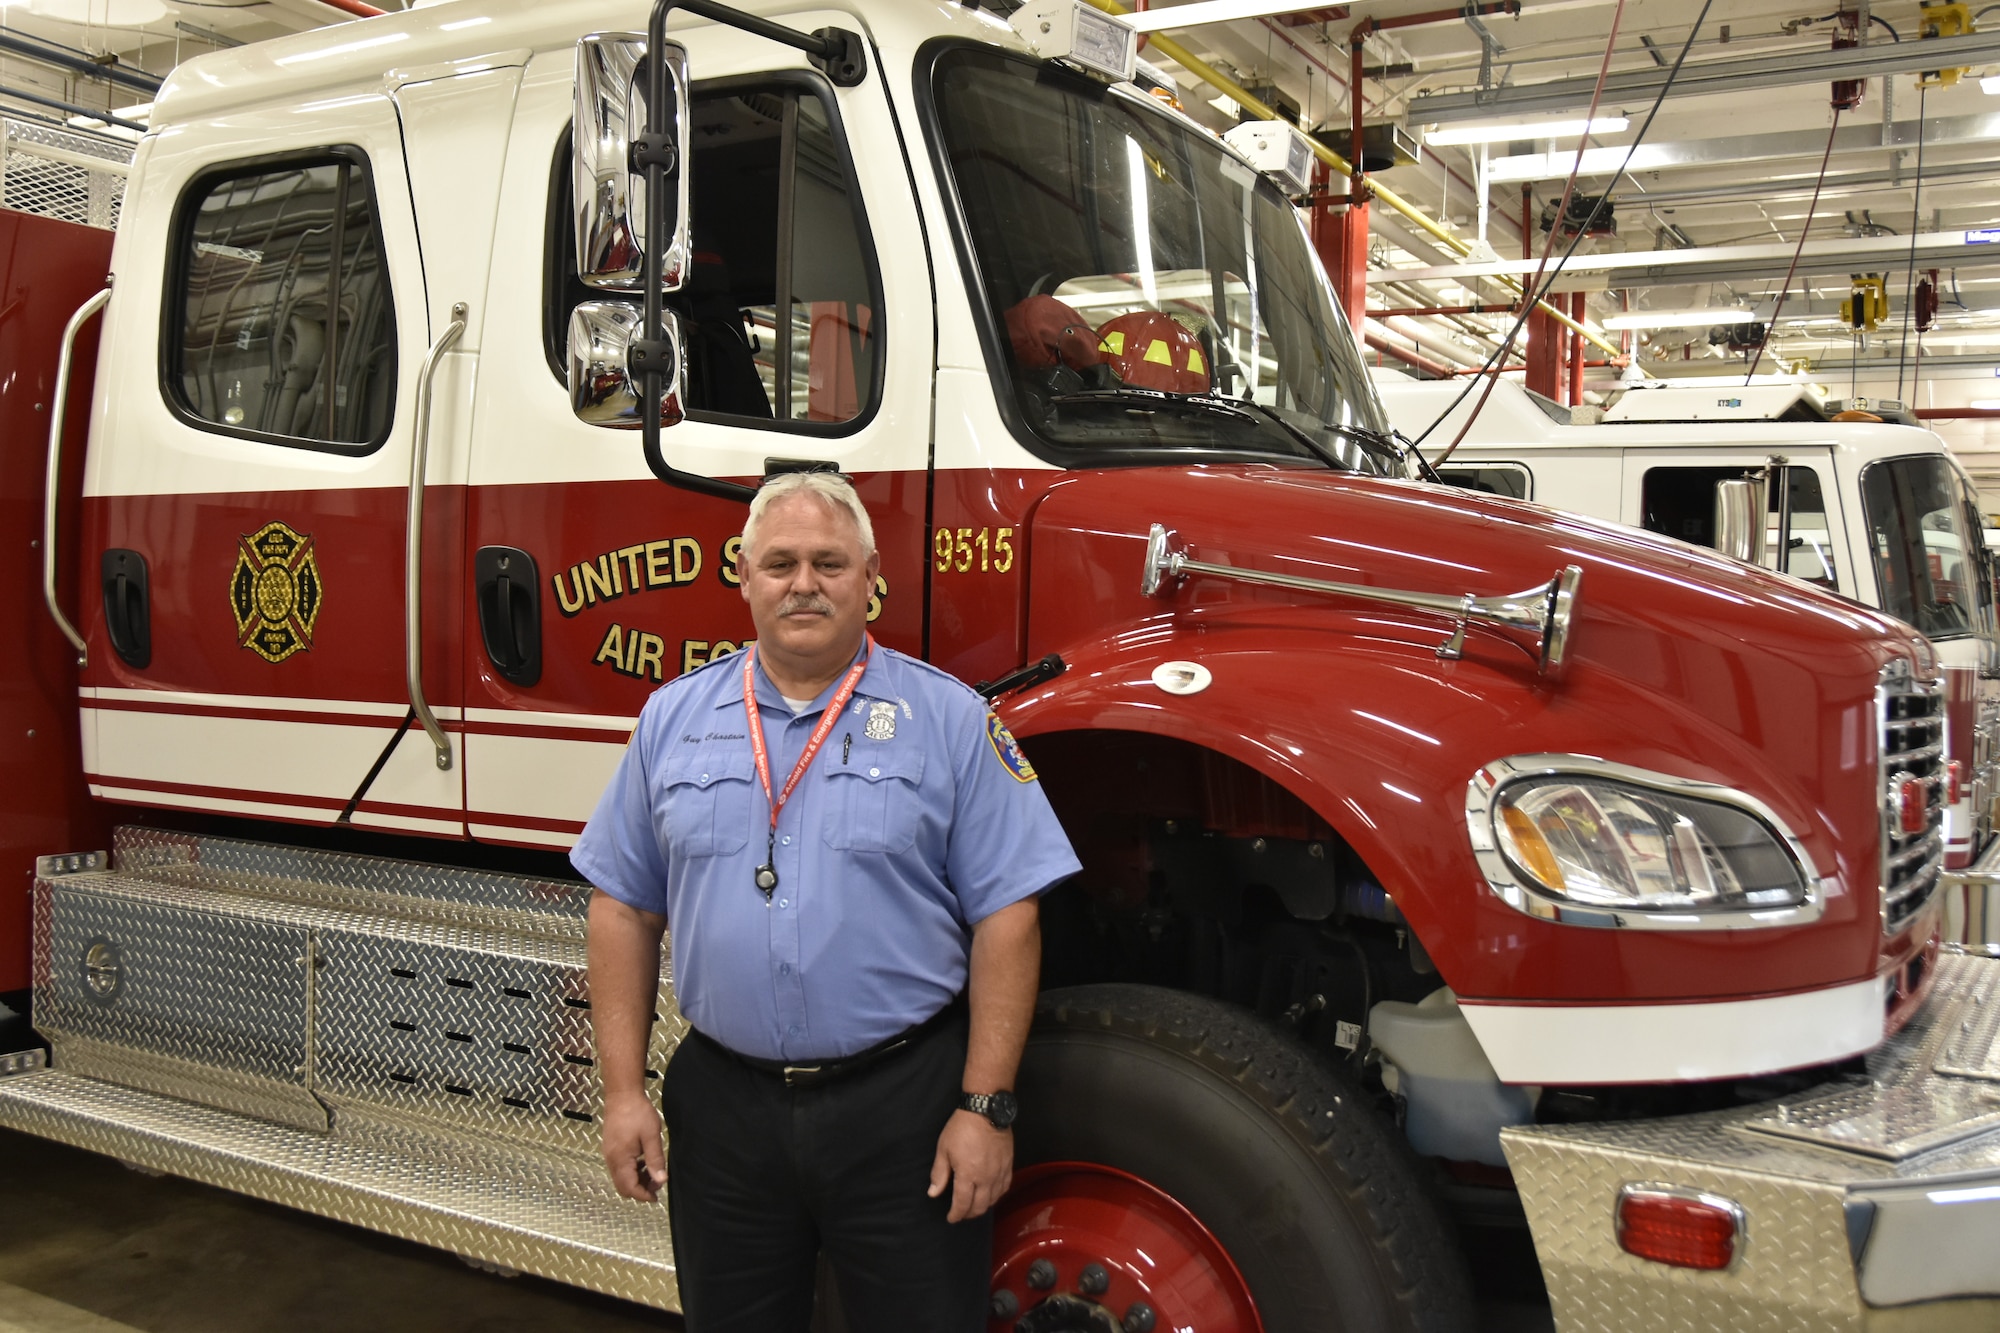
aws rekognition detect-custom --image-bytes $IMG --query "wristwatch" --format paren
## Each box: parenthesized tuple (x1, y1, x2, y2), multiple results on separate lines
(959, 1089, 1018, 1130)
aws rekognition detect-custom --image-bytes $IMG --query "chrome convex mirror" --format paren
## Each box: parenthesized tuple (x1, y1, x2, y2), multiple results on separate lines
(574, 32, 690, 293)
(569, 301, 684, 428)
(1713, 476, 1768, 565)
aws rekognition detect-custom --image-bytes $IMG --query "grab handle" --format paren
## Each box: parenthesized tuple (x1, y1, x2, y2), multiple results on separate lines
(44, 285, 111, 668)
(407, 302, 467, 771)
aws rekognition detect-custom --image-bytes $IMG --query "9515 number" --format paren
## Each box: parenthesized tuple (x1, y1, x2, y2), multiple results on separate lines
(934, 526, 1016, 574)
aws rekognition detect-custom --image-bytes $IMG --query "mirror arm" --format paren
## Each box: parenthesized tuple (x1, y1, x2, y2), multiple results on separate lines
(635, 0, 865, 505)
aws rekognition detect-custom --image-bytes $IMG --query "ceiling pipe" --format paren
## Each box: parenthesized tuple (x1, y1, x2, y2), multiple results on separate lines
(1372, 304, 1512, 318)
(0, 84, 147, 132)
(1082, 0, 1625, 362)
(0, 32, 162, 95)
(1916, 408, 2000, 419)
(1365, 328, 1459, 378)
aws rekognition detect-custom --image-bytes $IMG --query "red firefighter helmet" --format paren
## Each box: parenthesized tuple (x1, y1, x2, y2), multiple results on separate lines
(1095, 310, 1209, 394)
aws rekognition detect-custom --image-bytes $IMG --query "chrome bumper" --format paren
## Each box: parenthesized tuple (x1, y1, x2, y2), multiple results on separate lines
(1941, 835, 2000, 945)
(1504, 946, 2000, 1332)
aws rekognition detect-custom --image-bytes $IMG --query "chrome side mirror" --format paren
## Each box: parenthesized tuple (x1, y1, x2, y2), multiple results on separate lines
(574, 32, 690, 293)
(1713, 476, 1768, 565)
(568, 301, 684, 429)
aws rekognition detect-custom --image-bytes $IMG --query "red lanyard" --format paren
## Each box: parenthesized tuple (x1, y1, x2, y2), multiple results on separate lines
(742, 635, 873, 897)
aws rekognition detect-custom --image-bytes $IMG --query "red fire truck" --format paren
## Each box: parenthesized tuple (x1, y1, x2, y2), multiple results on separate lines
(2, 3, 1997, 1330)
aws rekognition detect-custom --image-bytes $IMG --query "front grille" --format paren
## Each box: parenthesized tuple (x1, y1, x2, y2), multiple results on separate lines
(1879, 660, 1946, 935)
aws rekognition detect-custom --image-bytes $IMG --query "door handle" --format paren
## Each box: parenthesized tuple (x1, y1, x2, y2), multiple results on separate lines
(100, 549, 151, 669)
(407, 301, 467, 771)
(474, 546, 542, 687)
(44, 285, 111, 669)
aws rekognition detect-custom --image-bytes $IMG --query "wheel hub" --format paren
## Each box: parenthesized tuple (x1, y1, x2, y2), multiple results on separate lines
(988, 1162, 1261, 1333)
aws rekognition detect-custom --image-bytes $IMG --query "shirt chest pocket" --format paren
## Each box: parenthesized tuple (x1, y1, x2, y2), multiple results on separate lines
(659, 751, 755, 859)
(822, 747, 926, 853)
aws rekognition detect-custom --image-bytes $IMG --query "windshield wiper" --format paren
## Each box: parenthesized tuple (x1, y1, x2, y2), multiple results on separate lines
(1049, 387, 1260, 425)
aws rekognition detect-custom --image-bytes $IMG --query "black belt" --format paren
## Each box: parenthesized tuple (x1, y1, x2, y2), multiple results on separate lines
(696, 995, 967, 1089)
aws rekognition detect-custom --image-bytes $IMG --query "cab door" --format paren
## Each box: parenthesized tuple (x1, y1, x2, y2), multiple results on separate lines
(79, 91, 465, 835)
(459, 21, 933, 849)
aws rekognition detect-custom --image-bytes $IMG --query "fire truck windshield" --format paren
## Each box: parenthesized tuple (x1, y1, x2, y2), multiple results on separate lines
(928, 44, 1404, 477)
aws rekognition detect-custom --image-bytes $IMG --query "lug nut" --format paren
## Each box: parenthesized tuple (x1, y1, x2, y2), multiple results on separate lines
(1077, 1263, 1109, 1296)
(990, 1289, 1019, 1319)
(1026, 1258, 1057, 1290)
(1123, 1303, 1157, 1333)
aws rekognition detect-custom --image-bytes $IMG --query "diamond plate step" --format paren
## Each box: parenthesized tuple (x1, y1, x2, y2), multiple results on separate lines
(0, 1069, 680, 1310)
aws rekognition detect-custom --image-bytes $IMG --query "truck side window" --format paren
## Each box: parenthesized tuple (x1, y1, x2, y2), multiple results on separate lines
(166, 150, 396, 451)
(1435, 465, 1531, 500)
(545, 80, 881, 429)
(1641, 465, 1839, 590)
(1766, 467, 1838, 590)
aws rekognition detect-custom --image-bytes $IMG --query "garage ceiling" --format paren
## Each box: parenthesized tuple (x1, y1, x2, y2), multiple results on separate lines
(5, 0, 2000, 487)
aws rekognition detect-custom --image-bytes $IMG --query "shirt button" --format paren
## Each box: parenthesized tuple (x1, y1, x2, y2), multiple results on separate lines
(869, 767, 880, 777)
(778, 898, 789, 908)
(699, 773, 709, 784)
(781, 835, 791, 845)
(788, 1025, 800, 1037)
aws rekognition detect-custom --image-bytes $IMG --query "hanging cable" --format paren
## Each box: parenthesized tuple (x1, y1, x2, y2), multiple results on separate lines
(1420, 0, 1714, 465)
(1896, 81, 1928, 402)
(1424, 0, 1628, 461)
(1745, 107, 1842, 383)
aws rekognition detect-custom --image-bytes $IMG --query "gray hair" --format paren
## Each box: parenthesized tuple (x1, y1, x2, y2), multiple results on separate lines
(741, 471, 876, 560)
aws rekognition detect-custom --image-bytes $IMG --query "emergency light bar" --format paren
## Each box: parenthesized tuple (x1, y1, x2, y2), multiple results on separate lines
(1010, 0, 1137, 82)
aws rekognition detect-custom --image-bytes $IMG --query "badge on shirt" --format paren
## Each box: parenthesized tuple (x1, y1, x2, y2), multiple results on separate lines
(986, 711, 1037, 782)
(864, 700, 897, 741)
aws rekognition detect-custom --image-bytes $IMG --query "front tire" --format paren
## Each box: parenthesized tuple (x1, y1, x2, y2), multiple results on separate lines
(1001, 984, 1473, 1333)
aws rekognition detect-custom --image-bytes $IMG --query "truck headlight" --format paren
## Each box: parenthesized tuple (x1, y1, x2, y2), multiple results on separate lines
(1468, 757, 1822, 928)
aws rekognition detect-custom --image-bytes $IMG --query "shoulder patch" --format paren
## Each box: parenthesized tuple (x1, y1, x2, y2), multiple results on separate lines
(985, 712, 1037, 783)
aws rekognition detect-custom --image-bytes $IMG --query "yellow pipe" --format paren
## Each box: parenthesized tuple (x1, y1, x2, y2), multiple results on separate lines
(1081, 0, 1627, 361)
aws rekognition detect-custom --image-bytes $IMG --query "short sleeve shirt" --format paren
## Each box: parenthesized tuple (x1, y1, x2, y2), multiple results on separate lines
(571, 643, 1081, 1062)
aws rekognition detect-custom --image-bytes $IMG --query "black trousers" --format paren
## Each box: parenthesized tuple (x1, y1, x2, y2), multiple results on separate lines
(658, 1011, 991, 1333)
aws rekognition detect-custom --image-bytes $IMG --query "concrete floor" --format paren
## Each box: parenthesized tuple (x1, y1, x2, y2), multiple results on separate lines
(0, 1129, 676, 1333)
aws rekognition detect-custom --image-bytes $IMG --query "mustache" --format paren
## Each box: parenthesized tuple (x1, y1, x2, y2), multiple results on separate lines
(777, 593, 836, 617)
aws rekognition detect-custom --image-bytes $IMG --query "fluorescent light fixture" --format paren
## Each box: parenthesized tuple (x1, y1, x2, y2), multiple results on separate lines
(1602, 308, 1757, 331)
(1119, 0, 1338, 33)
(1968, 399, 2000, 410)
(1426, 117, 1630, 147)
(1983, 75, 2000, 93)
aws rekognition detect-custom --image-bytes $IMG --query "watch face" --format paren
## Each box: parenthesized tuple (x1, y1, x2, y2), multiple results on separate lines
(988, 1090, 1018, 1129)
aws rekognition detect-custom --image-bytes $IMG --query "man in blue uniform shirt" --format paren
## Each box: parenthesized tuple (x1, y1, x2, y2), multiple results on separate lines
(575, 471, 1080, 1333)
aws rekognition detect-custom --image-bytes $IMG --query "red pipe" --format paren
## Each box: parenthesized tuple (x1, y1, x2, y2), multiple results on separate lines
(1356, 1, 1517, 34)
(1915, 409, 2000, 419)
(1569, 291, 1587, 406)
(1365, 329, 1457, 378)
(318, 0, 385, 14)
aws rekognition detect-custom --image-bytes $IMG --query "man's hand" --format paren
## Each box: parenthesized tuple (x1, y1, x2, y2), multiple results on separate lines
(601, 1088, 667, 1203)
(927, 1108, 1013, 1222)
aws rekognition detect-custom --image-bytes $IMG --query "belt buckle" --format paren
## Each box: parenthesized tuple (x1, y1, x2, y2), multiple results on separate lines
(781, 1064, 824, 1087)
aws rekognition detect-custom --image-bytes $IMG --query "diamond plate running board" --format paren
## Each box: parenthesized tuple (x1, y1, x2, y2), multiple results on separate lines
(0, 1068, 680, 1309)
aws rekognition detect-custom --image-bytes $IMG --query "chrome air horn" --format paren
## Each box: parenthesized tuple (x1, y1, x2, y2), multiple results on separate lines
(1140, 524, 1581, 676)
